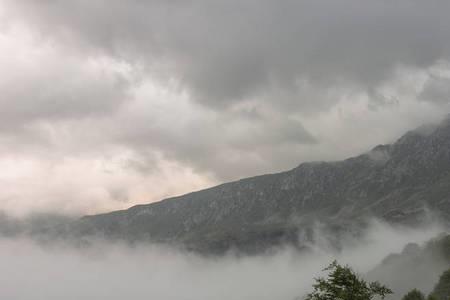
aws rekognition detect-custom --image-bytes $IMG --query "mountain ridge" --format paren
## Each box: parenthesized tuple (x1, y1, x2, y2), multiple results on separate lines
(76, 116, 450, 253)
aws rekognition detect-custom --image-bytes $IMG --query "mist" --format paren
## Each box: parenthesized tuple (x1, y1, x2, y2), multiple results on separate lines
(0, 219, 446, 300)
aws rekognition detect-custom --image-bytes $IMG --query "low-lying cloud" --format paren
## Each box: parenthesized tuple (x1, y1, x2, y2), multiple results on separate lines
(0, 220, 446, 300)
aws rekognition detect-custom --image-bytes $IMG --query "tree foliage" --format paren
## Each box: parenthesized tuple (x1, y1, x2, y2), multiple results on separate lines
(402, 289, 425, 300)
(430, 269, 450, 300)
(305, 261, 392, 300)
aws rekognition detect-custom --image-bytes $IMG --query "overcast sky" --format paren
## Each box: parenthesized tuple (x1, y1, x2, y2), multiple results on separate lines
(1, 0, 450, 216)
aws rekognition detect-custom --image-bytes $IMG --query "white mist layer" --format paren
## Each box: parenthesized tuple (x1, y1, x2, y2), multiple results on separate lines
(0, 220, 445, 300)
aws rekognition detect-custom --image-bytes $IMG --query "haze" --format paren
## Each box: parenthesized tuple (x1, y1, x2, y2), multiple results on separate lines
(0, 221, 444, 300)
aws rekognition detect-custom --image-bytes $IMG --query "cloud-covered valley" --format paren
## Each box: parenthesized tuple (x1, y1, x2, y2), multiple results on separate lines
(0, 220, 446, 300)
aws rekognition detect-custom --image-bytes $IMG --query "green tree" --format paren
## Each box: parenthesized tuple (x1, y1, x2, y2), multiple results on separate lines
(402, 289, 425, 300)
(305, 261, 392, 300)
(427, 295, 438, 300)
(430, 269, 450, 300)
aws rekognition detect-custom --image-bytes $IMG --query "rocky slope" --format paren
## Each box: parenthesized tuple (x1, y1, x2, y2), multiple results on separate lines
(77, 116, 450, 253)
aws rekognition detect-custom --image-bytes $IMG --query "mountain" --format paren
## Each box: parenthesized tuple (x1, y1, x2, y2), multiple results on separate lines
(367, 233, 450, 298)
(77, 116, 450, 253)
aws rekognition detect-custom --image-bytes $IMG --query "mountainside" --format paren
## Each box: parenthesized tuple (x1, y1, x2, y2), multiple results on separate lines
(367, 233, 450, 297)
(78, 117, 450, 253)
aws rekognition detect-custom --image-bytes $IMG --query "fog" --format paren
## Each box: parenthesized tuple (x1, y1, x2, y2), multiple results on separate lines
(0, 220, 446, 300)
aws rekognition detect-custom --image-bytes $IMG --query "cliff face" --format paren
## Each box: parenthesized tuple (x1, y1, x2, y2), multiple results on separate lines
(78, 117, 450, 253)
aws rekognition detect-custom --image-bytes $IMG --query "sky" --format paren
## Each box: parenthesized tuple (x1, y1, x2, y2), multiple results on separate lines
(1, 0, 450, 216)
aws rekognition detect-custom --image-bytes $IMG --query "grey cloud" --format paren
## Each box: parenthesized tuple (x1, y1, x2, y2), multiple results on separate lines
(0, 78, 129, 131)
(420, 76, 450, 105)
(113, 103, 316, 180)
(107, 187, 129, 203)
(367, 88, 400, 111)
(2, 0, 450, 215)
(0, 48, 132, 133)
(5, 0, 450, 108)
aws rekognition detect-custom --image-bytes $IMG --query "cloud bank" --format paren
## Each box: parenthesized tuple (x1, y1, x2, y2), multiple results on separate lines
(0, 220, 445, 300)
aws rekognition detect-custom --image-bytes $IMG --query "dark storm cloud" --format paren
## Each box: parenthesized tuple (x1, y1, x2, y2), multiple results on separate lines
(5, 0, 450, 108)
